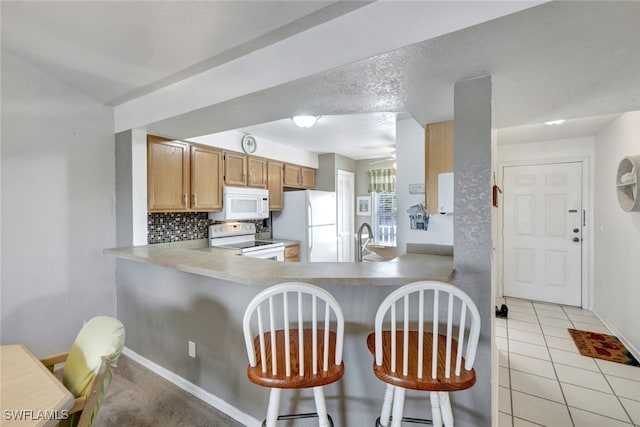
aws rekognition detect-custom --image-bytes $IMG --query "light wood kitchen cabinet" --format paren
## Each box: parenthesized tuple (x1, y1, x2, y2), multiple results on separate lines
(284, 243, 300, 262)
(224, 151, 248, 186)
(247, 157, 267, 188)
(224, 152, 268, 188)
(283, 163, 316, 189)
(190, 145, 223, 211)
(147, 136, 190, 211)
(267, 161, 284, 211)
(147, 135, 223, 212)
(300, 167, 316, 189)
(283, 163, 300, 187)
(424, 120, 454, 214)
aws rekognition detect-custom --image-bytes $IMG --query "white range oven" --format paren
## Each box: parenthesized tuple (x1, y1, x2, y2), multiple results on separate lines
(209, 222, 284, 261)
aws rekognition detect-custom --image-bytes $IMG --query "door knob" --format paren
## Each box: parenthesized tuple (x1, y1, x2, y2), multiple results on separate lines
(573, 237, 580, 242)
(573, 228, 580, 233)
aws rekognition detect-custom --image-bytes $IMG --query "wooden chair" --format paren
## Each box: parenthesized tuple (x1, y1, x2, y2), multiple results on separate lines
(242, 282, 345, 427)
(367, 281, 481, 427)
(41, 316, 125, 427)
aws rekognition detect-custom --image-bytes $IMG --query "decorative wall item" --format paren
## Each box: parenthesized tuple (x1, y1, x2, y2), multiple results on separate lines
(357, 196, 371, 216)
(616, 155, 640, 212)
(408, 183, 425, 194)
(407, 203, 429, 230)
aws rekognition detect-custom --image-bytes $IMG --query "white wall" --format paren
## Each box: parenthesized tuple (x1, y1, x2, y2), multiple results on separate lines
(115, 129, 148, 246)
(396, 117, 453, 255)
(1, 51, 116, 357)
(499, 136, 596, 163)
(593, 111, 640, 357)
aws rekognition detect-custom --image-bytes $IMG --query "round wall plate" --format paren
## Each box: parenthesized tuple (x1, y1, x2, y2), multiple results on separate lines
(241, 134, 257, 154)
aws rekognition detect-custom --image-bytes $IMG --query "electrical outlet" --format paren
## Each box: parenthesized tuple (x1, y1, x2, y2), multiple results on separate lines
(188, 340, 196, 358)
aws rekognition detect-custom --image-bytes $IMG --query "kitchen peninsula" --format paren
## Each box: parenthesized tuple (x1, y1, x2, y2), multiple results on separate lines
(105, 239, 454, 286)
(106, 241, 454, 426)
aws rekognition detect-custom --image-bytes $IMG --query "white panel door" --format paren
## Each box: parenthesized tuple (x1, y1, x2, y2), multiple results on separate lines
(503, 162, 583, 306)
(337, 170, 355, 262)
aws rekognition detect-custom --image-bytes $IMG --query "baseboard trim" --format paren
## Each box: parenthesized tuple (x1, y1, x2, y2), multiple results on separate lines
(592, 313, 640, 363)
(122, 347, 261, 427)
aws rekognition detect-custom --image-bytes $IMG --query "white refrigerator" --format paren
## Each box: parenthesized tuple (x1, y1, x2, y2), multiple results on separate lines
(272, 190, 337, 262)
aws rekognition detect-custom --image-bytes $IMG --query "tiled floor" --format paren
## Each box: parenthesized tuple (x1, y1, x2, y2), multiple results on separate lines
(496, 297, 640, 427)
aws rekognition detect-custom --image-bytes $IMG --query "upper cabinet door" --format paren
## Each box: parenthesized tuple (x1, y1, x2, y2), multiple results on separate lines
(267, 161, 284, 211)
(300, 167, 316, 189)
(424, 120, 454, 214)
(224, 151, 247, 186)
(283, 164, 301, 187)
(283, 163, 316, 189)
(247, 157, 267, 188)
(147, 136, 190, 211)
(191, 145, 223, 211)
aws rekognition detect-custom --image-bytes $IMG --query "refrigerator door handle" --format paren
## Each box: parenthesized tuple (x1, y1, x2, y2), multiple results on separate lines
(308, 201, 313, 252)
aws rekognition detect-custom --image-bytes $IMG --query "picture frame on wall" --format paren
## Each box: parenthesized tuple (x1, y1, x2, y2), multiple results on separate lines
(356, 196, 371, 216)
(409, 183, 425, 194)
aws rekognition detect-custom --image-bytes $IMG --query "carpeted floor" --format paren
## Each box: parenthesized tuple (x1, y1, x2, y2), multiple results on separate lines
(93, 355, 244, 427)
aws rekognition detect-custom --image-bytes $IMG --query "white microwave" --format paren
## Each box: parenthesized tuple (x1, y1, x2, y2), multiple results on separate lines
(208, 186, 269, 221)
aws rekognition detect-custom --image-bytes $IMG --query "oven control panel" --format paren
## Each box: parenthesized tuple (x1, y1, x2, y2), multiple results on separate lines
(209, 222, 256, 239)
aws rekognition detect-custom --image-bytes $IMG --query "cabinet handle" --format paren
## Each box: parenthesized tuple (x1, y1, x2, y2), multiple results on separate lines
(193, 193, 197, 206)
(249, 173, 252, 184)
(183, 193, 188, 206)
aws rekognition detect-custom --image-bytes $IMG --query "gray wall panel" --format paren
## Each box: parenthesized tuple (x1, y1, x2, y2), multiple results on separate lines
(452, 76, 493, 426)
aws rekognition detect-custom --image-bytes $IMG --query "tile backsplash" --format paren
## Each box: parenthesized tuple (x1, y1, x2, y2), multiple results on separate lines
(147, 213, 271, 244)
(147, 212, 209, 244)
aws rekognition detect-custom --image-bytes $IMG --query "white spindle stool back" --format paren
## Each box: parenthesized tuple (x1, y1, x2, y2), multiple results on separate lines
(242, 282, 345, 427)
(374, 281, 480, 377)
(369, 281, 481, 427)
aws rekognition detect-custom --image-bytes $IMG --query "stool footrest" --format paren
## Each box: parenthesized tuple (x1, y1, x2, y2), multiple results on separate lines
(262, 413, 334, 426)
(376, 416, 433, 426)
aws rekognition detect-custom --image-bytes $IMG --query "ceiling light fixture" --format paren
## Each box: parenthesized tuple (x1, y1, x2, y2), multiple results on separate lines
(544, 119, 565, 126)
(292, 115, 319, 128)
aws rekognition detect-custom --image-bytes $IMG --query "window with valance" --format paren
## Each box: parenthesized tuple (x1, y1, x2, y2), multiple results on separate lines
(367, 168, 397, 246)
(367, 168, 396, 193)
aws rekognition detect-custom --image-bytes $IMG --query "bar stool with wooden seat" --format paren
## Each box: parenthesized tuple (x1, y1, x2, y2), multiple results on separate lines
(243, 282, 345, 427)
(367, 281, 481, 427)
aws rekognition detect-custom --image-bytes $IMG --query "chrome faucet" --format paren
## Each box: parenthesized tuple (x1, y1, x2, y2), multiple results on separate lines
(356, 222, 373, 262)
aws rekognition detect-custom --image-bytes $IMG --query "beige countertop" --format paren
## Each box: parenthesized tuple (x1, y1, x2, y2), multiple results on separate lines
(104, 239, 454, 286)
(270, 238, 300, 247)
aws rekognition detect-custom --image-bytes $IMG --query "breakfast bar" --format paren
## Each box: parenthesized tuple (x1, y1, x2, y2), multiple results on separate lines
(105, 239, 455, 286)
(107, 241, 456, 426)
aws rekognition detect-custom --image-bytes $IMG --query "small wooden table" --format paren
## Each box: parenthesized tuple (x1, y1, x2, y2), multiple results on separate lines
(0, 344, 74, 426)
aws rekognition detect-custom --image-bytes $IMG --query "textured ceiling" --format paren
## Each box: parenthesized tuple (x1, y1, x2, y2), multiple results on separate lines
(147, 1, 640, 150)
(496, 113, 621, 145)
(237, 113, 398, 160)
(2, 1, 638, 159)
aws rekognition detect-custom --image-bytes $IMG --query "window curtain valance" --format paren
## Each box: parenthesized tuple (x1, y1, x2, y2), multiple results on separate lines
(368, 168, 396, 193)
